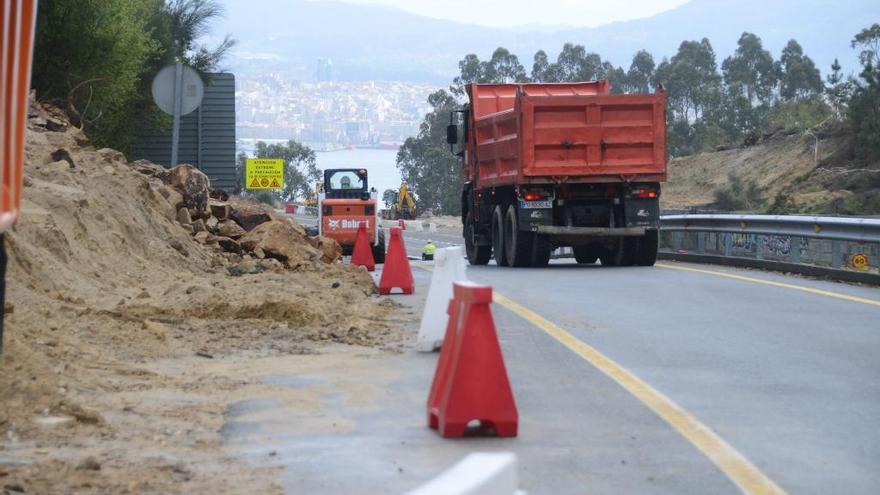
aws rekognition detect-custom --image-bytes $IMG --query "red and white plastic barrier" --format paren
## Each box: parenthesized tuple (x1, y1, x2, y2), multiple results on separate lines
(417, 246, 467, 351)
(406, 452, 525, 495)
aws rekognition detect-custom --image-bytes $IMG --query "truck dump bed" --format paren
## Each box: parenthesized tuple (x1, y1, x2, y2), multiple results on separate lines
(467, 82, 667, 188)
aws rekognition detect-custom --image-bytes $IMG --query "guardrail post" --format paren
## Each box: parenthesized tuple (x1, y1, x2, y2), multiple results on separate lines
(791, 237, 801, 264)
(755, 235, 764, 260)
(832, 240, 842, 269)
(723, 233, 733, 257)
(672, 232, 682, 251)
(697, 232, 706, 254)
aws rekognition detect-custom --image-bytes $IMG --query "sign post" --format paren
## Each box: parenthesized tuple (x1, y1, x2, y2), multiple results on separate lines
(151, 63, 204, 167)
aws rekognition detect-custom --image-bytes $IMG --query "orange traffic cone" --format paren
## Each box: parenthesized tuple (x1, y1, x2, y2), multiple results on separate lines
(427, 281, 518, 437)
(350, 223, 375, 271)
(378, 227, 414, 295)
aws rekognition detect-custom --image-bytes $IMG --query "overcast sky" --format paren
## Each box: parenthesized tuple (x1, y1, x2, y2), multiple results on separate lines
(312, 0, 691, 28)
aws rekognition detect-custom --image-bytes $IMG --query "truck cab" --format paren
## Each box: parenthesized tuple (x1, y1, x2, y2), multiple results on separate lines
(318, 168, 385, 262)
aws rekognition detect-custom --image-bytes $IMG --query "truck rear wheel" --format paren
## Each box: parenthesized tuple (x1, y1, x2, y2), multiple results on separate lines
(573, 245, 599, 264)
(373, 229, 386, 264)
(492, 206, 508, 266)
(464, 210, 490, 265)
(635, 229, 658, 266)
(600, 239, 637, 266)
(504, 205, 534, 267)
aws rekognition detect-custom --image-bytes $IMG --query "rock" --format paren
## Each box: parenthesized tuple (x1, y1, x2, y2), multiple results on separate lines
(162, 164, 210, 218)
(191, 218, 207, 233)
(4, 483, 25, 493)
(4, 302, 13, 314)
(179, 224, 194, 235)
(142, 320, 168, 340)
(102, 165, 116, 175)
(215, 236, 242, 254)
(131, 159, 167, 177)
(145, 179, 177, 221)
(169, 239, 188, 256)
(216, 220, 246, 239)
(176, 207, 192, 225)
(238, 220, 320, 268)
(228, 259, 262, 276)
(209, 200, 231, 220)
(205, 216, 219, 231)
(96, 148, 127, 165)
(312, 236, 342, 264)
(209, 187, 230, 201)
(34, 415, 75, 428)
(193, 231, 212, 244)
(258, 258, 284, 272)
(230, 202, 273, 231)
(252, 246, 266, 259)
(76, 457, 101, 471)
(51, 148, 75, 168)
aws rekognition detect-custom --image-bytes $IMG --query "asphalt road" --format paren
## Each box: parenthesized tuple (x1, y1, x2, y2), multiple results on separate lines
(253, 216, 880, 494)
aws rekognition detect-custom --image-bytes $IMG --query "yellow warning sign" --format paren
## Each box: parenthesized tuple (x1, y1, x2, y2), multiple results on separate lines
(850, 253, 870, 271)
(246, 158, 284, 190)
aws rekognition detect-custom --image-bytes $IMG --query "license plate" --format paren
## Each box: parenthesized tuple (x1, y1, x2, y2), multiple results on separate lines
(520, 200, 552, 209)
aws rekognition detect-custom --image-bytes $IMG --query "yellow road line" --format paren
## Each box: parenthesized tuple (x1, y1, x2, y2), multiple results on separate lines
(493, 291, 787, 495)
(656, 262, 880, 308)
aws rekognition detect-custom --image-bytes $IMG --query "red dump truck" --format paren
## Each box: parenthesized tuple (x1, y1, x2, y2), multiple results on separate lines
(446, 81, 667, 267)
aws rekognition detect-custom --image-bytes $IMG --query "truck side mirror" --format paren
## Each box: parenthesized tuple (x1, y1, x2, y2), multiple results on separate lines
(446, 124, 458, 145)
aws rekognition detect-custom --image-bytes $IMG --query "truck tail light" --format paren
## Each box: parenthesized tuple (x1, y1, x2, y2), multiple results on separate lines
(522, 192, 543, 201)
(629, 186, 658, 199)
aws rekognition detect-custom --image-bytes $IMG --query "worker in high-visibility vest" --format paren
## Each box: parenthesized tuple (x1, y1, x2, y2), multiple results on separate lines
(422, 240, 437, 261)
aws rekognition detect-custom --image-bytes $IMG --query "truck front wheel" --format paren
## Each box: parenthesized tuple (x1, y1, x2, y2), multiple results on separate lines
(464, 210, 491, 265)
(492, 206, 508, 266)
(373, 229, 386, 264)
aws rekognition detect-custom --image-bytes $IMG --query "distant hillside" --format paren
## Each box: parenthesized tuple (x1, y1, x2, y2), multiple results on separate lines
(662, 124, 880, 215)
(219, 0, 878, 81)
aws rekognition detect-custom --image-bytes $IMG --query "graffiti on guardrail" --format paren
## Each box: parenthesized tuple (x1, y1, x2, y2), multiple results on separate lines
(850, 253, 870, 271)
(731, 233, 756, 251)
(762, 235, 792, 256)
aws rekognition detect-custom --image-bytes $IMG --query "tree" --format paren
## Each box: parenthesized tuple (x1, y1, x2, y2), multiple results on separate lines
(825, 58, 854, 118)
(655, 39, 721, 121)
(248, 141, 321, 202)
(396, 90, 462, 215)
(484, 48, 528, 83)
(624, 50, 656, 93)
(851, 23, 880, 66)
(531, 50, 556, 82)
(451, 54, 486, 96)
(722, 32, 778, 106)
(162, 0, 236, 73)
(779, 40, 823, 100)
(32, 0, 164, 151)
(849, 24, 880, 161)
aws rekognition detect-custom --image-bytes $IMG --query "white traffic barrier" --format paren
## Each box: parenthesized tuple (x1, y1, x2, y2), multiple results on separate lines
(406, 452, 525, 495)
(428, 222, 438, 233)
(416, 246, 467, 352)
(407, 220, 424, 232)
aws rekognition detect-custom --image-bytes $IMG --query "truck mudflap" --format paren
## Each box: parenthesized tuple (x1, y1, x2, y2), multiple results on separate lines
(624, 198, 660, 227)
(534, 226, 646, 236)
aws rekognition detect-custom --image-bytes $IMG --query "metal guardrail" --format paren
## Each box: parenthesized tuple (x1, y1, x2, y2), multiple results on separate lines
(659, 214, 880, 283)
(660, 214, 880, 243)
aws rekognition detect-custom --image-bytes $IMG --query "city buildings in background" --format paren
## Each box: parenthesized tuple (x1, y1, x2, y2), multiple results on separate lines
(236, 72, 437, 153)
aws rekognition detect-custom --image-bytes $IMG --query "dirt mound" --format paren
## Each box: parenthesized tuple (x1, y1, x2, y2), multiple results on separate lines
(0, 100, 404, 493)
(663, 124, 880, 214)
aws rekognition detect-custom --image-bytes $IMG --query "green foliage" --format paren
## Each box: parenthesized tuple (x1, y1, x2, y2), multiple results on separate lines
(849, 24, 880, 161)
(770, 97, 832, 132)
(31, 0, 234, 154)
(713, 174, 762, 211)
(33, 0, 164, 152)
(722, 32, 778, 106)
(624, 50, 656, 93)
(396, 90, 462, 215)
(779, 40, 823, 100)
